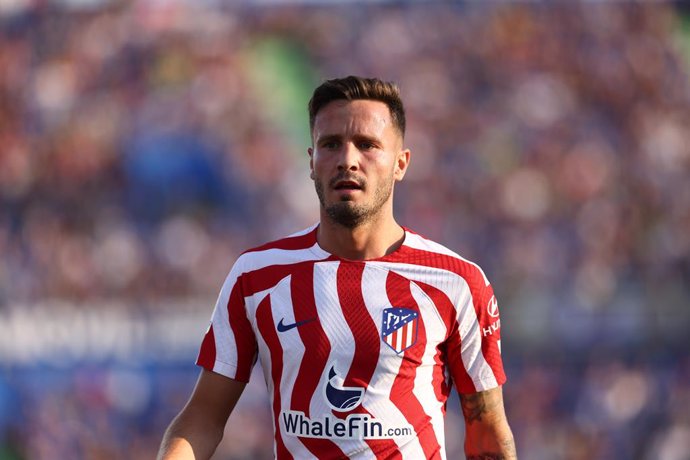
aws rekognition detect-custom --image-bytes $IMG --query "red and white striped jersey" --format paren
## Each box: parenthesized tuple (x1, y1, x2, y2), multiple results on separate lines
(197, 224, 506, 459)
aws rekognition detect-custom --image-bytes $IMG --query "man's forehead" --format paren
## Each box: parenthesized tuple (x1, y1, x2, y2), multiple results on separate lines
(312, 99, 394, 136)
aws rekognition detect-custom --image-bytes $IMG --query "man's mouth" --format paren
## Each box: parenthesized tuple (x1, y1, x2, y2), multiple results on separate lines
(334, 180, 363, 191)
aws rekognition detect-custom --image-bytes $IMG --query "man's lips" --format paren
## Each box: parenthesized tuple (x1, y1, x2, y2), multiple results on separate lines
(331, 177, 364, 190)
(333, 180, 362, 190)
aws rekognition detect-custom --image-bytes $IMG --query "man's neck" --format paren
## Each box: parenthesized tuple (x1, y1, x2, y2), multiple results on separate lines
(317, 214, 405, 261)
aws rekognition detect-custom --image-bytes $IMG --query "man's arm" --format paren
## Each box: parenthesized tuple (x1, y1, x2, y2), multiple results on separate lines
(460, 386, 516, 460)
(158, 369, 246, 460)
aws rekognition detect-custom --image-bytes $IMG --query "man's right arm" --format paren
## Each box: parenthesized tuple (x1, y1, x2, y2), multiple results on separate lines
(158, 369, 247, 460)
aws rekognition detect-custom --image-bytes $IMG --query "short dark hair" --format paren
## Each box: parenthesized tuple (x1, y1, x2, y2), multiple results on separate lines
(308, 76, 406, 138)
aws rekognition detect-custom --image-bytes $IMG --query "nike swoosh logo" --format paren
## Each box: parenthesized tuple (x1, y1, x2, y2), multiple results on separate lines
(277, 317, 316, 332)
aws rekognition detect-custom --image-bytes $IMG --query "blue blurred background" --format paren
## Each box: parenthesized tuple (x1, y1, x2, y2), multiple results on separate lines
(1, 1, 689, 459)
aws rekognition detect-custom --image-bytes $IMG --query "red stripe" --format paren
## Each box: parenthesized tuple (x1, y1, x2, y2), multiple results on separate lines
(196, 324, 216, 370)
(405, 321, 414, 350)
(415, 281, 459, 401)
(225, 261, 323, 380)
(289, 265, 347, 458)
(383, 246, 485, 293)
(255, 295, 292, 460)
(337, 263, 399, 459)
(386, 246, 506, 390)
(226, 283, 256, 382)
(386, 271, 443, 459)
(471, 284, 506, 386)
(397, 323, 405, 350)
(244, 227, 317, 253)
(240, 261, 319, 297)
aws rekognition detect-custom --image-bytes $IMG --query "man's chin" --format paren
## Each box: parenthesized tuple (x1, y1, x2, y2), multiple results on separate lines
(332, 189, 363, 202)
(324, 203, 368, 229)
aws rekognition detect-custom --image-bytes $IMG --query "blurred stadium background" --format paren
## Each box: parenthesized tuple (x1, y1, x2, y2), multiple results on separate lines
(1, 1, 690, 459)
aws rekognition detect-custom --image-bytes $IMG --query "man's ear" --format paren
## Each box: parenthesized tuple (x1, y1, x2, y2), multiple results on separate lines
(394, 149, 411, 181)
(308, 147, 315, 180)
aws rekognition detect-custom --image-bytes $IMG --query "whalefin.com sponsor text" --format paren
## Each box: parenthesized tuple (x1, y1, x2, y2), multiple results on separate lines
(281, 410, 413, 440)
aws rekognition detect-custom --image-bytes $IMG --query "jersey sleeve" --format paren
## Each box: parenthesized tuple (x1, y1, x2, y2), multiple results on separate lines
(196, 256, 257, 382)
(445, 266, 506, 394)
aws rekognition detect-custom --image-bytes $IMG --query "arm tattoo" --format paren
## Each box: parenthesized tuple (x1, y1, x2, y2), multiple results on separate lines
(461, 390, 518, 459)
(466, 439, 517, 459)
(501, 438, 517, 455)
(460, 392, 486, 423)
(460, 392, 500, 424)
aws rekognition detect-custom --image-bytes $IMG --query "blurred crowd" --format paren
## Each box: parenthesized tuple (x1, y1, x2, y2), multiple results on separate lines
(1, 1, 690, 459)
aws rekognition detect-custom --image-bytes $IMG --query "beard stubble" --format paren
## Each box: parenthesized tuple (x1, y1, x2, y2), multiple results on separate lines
(314, 172, 394, 229)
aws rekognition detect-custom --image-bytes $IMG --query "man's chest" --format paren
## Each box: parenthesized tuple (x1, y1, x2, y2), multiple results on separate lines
(249, 262, 450, 379)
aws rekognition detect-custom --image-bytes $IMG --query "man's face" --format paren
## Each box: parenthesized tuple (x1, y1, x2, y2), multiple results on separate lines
(308, 99, 409, 228)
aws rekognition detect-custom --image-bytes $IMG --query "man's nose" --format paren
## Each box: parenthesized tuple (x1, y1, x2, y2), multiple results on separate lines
(337, 142, 359, 171)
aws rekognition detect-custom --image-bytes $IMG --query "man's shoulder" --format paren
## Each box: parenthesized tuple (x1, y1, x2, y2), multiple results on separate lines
(402, 227, 473, 264)
(231, 224, 321, 273)
(401, 227, 490, 286)
(242, 224, 319, 255)
(402, 227, 462, 259)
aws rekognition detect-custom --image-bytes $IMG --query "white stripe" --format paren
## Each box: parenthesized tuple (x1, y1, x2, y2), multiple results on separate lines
(286, 223, 318, 238)
(358, 264, 426, 458)
(406, 321, 414, 349)
(368, 261, 499, 391)
(208, 264, 242, 378)
(252, 302, 276, 457)
(366, 261, 457, 324)
(243, 287, 273, 329)
(456, 286, 498, 390)
(395, 326, 403, 352)
(267, 276, 317, 460)
(403, 232, 490, 286)
(311, 261, 375, 457)
(409, 281, 448, 459)
(208, 241, 328, 378)
(237, 244, 326, 273)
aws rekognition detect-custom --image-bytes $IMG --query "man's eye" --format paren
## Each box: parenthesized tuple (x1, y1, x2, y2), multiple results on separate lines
(323, 141, 340, 149)
(359, 142, 375, 150)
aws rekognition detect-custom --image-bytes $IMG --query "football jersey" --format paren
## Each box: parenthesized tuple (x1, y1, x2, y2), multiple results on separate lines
(197, 224, 506, 459)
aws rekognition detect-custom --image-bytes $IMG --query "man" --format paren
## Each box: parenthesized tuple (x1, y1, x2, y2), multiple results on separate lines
(158, 76, 516, 459)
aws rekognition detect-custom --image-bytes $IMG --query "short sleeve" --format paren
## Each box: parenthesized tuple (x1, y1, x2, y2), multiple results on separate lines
(445, 268, 506, 394)
(196, 258, 258, 383)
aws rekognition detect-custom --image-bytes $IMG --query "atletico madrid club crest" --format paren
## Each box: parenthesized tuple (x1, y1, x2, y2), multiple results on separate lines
(381, 308, 419, 354)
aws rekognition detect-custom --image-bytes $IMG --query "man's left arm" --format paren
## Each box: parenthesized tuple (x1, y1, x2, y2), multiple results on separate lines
(460, 385, 516, 459)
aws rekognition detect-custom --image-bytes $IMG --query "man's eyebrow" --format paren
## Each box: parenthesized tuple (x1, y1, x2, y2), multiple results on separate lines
(315, 134, 341, 144)
(352, 133, 381, 144)
(315, 133, 383, 145)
